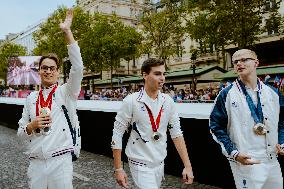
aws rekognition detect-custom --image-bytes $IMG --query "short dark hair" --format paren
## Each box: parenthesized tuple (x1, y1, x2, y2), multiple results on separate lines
(39, 53, 60, 69)
(141, 58, 165, 75)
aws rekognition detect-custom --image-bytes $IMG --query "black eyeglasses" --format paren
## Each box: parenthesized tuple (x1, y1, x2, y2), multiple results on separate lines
(232, 58, 255, 65)
(40, 65, 57, 72)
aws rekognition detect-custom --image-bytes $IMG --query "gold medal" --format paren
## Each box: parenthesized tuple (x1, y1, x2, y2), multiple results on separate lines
(253, 123, 266, 135)
(40, 107, 51, 135)
(40, 107, 51, 115)
(152, 132, 161, 141)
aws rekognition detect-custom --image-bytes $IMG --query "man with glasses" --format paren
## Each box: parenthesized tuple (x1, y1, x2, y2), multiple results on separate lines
(210, 49, 284, 189)
(17, 9, 83, 189)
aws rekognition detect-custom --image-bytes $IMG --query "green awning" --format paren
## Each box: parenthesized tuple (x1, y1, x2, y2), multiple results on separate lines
(94, 75, 142, 85)
(165, 65, 226, 78)
(93, 65, 227, 85)
(218, 64, 284, 79)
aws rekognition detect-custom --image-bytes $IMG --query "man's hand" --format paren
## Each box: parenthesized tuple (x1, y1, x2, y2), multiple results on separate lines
(276, 144, 284, 155)
(235, 153, 261, 165)
(59, 9, 73, 33)
(114, 170, 128, 188)
(182, 166, 194, 184)
(26, 114, 51, 135)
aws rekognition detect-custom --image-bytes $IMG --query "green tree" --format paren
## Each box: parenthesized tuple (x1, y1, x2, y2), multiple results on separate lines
(0, 42, 26, 85)
(80, 13, 142, 87)
(122, 26, 143, 75)
(33, 6, 93, 74)
(264, 1, 282, 35)
(141, 0, 185, 69)
(184, 0, 280, 68)
(183, 1, 231, 68)
(280, 16, 284, 34)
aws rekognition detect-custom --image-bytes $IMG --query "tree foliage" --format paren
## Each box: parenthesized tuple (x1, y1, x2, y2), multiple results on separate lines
(280, 16, 284, 34)
(80, 13, 142, 87)
(183, 0, 282, 68)
(33, 6, 93, 66)
(33, 7, 142, 84)
(264, 1, 282, 35)
(140, 0, 185, 68)
(0, 42, 26, 84)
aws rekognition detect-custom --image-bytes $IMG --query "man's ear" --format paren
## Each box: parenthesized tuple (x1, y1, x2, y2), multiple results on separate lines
(142, 72, 147, 80)
(255, 59, 259, 67)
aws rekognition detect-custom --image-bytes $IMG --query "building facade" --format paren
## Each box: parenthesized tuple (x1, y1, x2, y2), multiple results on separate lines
(9, 20, 43, 55)
(77, 0, 153, 79)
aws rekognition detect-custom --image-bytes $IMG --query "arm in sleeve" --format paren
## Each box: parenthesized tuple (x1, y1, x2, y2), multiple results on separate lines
(209, 90, 238, 159)
(268, 85, 284, 146)
(111, 95, 133, 149)
(65, 42, 84, 99)
(18, 96, 33, 138)
(168, 96, 183, 139)
(278, 90, 284, 145)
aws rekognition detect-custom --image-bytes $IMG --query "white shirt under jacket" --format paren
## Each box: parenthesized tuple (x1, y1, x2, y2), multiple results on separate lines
(112, 89, 183, 165)
(17, 42, 83, 159)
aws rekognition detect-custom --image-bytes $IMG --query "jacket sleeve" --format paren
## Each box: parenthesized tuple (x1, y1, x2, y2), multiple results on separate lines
(168, 96, 183, 139)
(64, 42, 84, 99)
(111, 95, 132, 149)
(18, 95, 33, 138)
(278, 91, 284, 145)
(209, 89, 238, 159)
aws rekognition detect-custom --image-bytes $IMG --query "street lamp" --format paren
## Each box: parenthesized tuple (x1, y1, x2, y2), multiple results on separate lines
(190, 52, 197, 91)
(62, 57, 70, 83)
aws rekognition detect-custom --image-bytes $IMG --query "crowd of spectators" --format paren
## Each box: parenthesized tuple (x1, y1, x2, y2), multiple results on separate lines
(82, 84, 223, 103)
(1, 80, 283, 103)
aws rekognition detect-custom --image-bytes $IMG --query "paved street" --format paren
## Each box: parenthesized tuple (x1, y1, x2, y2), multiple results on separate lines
(0, 125, 220, 189)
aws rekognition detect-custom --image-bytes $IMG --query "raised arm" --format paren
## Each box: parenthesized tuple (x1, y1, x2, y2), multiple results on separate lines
(60, 9, 84, 99)
(60, 9, 75, 45)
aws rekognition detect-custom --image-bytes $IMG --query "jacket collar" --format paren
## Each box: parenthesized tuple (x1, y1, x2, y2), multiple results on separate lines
(136, 88, 166, 111)
(235, 77, 263, 94)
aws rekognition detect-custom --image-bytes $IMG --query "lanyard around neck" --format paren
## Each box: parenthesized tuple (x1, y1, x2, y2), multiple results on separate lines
(236, 79, 263, 124)
(36, 85, 57, 116)
(144, 103, 163, 132)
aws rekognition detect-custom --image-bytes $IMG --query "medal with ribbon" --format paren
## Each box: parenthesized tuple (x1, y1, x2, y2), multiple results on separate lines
(236, 79, 266, 135)
(144, 103, 163, 141)
(35, 85, 57, 135)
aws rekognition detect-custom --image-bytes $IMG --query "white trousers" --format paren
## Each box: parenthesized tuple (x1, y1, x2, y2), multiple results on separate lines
(230, 159, 283, 189)
(129, 161, 164, 189)
(27, 153, 73, 189)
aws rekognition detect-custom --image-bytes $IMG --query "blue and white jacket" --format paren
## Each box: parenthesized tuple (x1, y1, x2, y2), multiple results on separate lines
(209, 79, 284, 161)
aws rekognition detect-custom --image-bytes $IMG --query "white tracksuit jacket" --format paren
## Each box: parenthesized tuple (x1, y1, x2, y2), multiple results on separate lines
(17, 42, 83, 159)
(112, 89, 183, 165)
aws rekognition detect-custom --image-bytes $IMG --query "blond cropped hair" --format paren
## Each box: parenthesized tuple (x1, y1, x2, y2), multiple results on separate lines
(232, 49, 257, 60)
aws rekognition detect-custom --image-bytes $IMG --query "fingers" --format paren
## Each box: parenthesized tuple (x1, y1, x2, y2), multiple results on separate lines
(242, 154, 251, 159)
(182, 170, 194, 185)
(117, 178, 128, 188)
(236, 153, 260, 165)
(59, 9, 73, 31)
(36, 115, 52, 128)
(276, 144, 284, 155)
(115, 172, 128, 188)
(183, 175, 194, 184)
(121, 174, 128, 188)
(121, 178, 128, 188)
(182, 171, 187, 180)
(246, 159, 261, 165)
(66, 9, 73, 18)
(124, 174, 128, 186)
